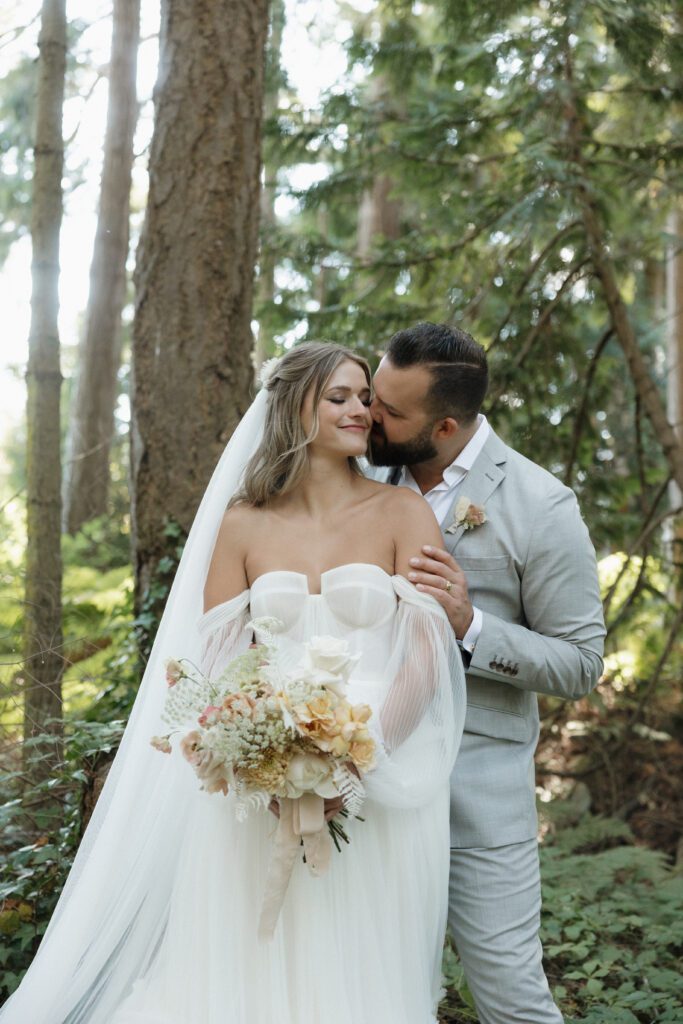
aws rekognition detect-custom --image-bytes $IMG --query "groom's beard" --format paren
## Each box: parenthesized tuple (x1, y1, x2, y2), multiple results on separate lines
(369, 422, 438, 467)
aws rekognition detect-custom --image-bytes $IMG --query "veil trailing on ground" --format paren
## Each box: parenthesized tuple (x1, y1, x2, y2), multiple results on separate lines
(0, 388, 270, 1024)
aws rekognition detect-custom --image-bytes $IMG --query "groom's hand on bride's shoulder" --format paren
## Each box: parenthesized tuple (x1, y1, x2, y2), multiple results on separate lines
(408, 545, 473, 640)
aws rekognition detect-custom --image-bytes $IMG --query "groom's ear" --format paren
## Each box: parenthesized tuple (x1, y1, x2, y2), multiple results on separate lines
(434, 416, 459, 439)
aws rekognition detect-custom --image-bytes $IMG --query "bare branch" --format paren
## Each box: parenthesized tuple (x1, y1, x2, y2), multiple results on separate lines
(563, 326, 614, 485)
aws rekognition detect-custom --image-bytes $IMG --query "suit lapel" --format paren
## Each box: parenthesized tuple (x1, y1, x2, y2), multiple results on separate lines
(442, 430, 508, 551)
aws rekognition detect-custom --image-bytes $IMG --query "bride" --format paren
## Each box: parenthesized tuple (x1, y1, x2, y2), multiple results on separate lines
(2, 342, 466, 1024)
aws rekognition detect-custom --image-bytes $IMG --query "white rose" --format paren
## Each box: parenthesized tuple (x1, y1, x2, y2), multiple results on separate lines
(454, 496, 470, 522)
(282, 752, 338, 800)
(304, 636, 359, 683)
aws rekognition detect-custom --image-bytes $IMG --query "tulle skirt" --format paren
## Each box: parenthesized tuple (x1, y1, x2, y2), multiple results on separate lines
(111, 785, 450, 1024)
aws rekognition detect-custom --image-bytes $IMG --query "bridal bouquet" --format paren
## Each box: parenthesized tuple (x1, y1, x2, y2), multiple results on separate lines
(151, 619, 376, 839)
(152, 619, 377, 937)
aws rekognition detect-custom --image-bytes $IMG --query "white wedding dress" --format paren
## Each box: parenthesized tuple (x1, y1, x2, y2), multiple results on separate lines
(0, 385, 466, 1024)
(108, 563, 466, 1024)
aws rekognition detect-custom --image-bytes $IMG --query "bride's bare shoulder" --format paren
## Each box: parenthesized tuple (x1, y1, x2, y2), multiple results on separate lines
(373, 485, 443, 570)
(373, 481, 436, 519)
(204, 503, 263, 611)
(219, 500, 261, 529)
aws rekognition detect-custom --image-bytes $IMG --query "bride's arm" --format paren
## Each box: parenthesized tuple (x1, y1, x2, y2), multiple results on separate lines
(389, 486, 445, 580)
(379, 490, 451, 749)
(203, 504, 251, 613)
(199, 505, 255, 677)
(361, 489, 467, 808)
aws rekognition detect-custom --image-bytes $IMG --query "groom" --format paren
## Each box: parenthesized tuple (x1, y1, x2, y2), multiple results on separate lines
(369, 322, 605, 1024)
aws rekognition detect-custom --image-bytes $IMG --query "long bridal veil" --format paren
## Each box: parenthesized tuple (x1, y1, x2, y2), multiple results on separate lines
(0, 390, 270, 1024)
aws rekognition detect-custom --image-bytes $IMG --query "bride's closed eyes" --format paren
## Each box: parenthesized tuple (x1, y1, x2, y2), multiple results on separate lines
(327, 396, 373, 407)
(324, 388, 373, 408)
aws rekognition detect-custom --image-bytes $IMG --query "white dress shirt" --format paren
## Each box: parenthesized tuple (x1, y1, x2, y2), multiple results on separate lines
(397, 414, 489, 654)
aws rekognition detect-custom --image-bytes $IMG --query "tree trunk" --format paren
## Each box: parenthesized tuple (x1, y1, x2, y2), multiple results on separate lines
(254, 0, 284, 372)
(356, 78, 401, 262)
(131, 0, 270, 646)
(577, 192, 683, 492)
(665, 207, 683, 592)
(561, 45, 683, 493)
(23, 0, 67, 772)
(357, 173, 402, 261)
(62, 0, 140, 535)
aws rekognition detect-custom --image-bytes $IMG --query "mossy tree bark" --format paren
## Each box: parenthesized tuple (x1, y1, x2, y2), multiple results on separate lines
(23, 0, 67, 774)
(666, 207, 683, 594)
(131, 0, 270, 649)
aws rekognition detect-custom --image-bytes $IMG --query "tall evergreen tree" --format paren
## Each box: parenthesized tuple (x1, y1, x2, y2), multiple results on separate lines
(62, 0, 141, 535)
(666, 206, 683, 593)
(131, 0, 270, 649)
(254, 0, 286, 371)
(23, 0, 67, 773)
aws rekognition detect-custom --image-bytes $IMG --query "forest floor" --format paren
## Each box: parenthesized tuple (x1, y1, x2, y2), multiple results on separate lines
(441, 688, 683, 1023)
(2, 580, 681, 1020)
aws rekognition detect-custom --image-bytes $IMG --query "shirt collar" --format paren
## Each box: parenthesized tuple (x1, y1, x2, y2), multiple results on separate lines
(446, 414, 490, 477)
(397, 414, 489, 491)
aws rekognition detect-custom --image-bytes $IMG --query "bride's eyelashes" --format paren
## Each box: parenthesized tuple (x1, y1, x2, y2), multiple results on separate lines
(326, 397, 373, 408)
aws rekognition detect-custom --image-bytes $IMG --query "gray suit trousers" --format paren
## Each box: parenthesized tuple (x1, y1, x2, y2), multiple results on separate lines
(448, 840, 563, 1024)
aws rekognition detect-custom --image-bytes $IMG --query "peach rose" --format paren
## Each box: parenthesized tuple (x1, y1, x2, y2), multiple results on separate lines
(348, 737, 376, 773)
(198, 705, 222, 727)
(221, 692, 257, 719)
(180, 731, 229, 795)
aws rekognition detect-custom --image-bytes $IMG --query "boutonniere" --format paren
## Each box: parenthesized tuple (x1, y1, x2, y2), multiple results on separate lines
(445, 496, 487, 535)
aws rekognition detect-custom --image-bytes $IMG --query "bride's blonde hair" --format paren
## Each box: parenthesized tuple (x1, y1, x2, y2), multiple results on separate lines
(232, 342, 372, 508)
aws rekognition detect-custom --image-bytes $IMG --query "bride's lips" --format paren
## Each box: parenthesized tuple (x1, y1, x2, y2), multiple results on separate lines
(340, 424, 369, 432)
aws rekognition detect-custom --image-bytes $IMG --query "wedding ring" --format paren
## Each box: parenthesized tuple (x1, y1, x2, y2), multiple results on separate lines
(444, 580, 453, 593)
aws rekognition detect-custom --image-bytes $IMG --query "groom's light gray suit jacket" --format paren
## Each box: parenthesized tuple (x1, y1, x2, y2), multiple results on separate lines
(387, 428, 606, 849)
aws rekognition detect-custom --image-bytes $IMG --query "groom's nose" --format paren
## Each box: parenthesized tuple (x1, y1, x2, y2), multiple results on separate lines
(369, 397, 382, 423)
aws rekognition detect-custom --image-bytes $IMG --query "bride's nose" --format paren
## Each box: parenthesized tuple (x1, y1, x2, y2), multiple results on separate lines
(348, 395, 371, 419)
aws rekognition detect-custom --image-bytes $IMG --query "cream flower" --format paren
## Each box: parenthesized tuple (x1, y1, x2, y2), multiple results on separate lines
(150, 735, 172, 754)
(446, 497, 487, 534)
(258, 357, 281, 387)
(281, 751, 338, 799)
(164, 658, 184, 686)
(304, 635, 360, 688)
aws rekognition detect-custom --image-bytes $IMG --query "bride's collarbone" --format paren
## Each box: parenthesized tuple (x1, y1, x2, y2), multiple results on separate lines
(242, 490, 398, 586)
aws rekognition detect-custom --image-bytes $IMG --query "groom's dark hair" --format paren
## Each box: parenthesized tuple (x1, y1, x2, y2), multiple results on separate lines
(385, 321, 488, 425)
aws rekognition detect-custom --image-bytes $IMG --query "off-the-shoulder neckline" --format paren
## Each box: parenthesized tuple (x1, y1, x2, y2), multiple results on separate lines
(198, 563, 445, 631)
(251, 561, 391, 595)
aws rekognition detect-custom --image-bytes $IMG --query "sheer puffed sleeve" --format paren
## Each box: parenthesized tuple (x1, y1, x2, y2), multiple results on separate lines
(363, 576, 466, 809)
(197, 591, 252, 678)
